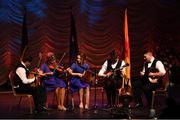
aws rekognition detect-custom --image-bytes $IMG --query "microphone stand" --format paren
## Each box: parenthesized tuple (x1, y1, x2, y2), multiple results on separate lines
(83, 68, 109, 114)
(93, 69, 98, 113)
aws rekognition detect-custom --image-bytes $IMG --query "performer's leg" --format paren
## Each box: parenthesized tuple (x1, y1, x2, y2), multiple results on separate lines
(60, 88, 66, 110)
(111, 82, 117, 107)
(104, 81, 112, 107)
(132, 80, 143, 107)
(143, 83, 159, 107)
(85, 87, 90, 109)
(56, 88, 61, 109)
(79, 88, 83, 108)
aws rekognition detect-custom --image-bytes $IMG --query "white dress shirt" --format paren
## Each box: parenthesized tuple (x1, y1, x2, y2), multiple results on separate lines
(16, 61, 35, 84)
(98, 59, 126, 77)
(142, 57, 166, 76)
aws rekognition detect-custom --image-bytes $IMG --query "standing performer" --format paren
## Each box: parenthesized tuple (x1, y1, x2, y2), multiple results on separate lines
(40, 52, 67, 111)
(67, 53, 90, 109)
(98, 49, 126, 108)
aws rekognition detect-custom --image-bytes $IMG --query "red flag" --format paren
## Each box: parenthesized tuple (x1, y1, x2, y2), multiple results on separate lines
(124, 9, 131, 86)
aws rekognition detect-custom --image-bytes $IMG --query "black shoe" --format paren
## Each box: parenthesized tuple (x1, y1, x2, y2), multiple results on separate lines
(33, 109, 38, 114)
(42, 106, 49, 111)
(104, 104, 111, 108)
(134, 103, 143, 108)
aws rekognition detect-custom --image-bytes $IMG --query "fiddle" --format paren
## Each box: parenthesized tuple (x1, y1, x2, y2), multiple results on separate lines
(28, 52, 44, 87)
(28, 68, 45, 87)
(48, 64, 65, 73)
(28, 68, 45, 78)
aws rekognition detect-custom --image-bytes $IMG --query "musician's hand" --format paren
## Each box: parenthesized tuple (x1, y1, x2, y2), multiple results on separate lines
(106, 72, 112, 78)
(37, 69, 42, 73)
(149, 78, 158, 84)
(149, 72, 155, 77)
(140, 71, 144, 76)
(44, 72, 54, 76)
(49, 72, 54, 75)
(78, 73, 83, 78)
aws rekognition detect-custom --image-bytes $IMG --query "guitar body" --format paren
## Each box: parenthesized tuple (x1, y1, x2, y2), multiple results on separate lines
(104, 69, 120, 81)
(119, 77, 132, 97)
(147, 67, 160, 84)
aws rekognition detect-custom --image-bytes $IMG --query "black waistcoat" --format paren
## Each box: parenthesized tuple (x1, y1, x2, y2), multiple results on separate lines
(143, 59, 162, 84)
(107, 59, 122, 80)
(14, 62, 30, 87)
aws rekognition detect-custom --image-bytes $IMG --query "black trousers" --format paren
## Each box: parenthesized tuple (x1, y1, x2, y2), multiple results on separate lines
(132, 79, 160, 107)
(15, 85, 47, 111)
(104, 79, 122, 106)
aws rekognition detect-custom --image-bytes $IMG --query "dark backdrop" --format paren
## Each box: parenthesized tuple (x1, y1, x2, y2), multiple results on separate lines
(0, 0, 180, 85)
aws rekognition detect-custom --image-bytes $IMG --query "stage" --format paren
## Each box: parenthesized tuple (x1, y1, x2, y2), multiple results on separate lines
(0, 87, 168, 119)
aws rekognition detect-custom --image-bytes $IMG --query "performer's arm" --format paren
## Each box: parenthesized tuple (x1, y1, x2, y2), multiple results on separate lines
(98, 60, 108, 77)
(149, 61, 166, 77)
(67, 67, 84, 78)
(16, 67, 35, 84)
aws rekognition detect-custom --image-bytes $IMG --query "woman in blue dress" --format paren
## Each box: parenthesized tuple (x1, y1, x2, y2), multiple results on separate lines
(67, 53, 90, 109)
(40, 52, 67, 111)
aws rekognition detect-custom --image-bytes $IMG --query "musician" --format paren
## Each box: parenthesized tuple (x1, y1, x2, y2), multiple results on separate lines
(40, 52, 67, 111)
(98, 49, 126, 108)
(14, 55, 47, 113)
(67, 53, 90, 109)
(133, 50, 166, 108)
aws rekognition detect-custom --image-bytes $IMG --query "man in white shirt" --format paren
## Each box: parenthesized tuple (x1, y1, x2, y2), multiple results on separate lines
(133, 50, 166, 108)
(14, 56, 47, 114)
(98, 49, 126, 108)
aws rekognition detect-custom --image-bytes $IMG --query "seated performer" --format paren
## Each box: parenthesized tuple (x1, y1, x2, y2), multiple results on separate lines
(133, 50, 166, 108)
(40, 52, 67, 111)
(14, 55, 47, 113)
(98, 49, 126, 108)
(67, 53, 90, 109)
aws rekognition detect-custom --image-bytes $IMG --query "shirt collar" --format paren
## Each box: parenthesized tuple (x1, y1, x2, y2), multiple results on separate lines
(150, 57, 154, 64)
(21, 61, 27, 68)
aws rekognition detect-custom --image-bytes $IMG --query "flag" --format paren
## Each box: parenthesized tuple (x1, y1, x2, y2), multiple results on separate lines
(20, 7, 28, 61)
(124, 9, 131, 87)
(69, 7, 78, 65)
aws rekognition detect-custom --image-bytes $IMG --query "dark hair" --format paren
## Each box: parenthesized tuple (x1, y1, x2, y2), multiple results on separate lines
(110, 48, 122, 59)
(47, 55, 56, 62)
(78, 52, 86, 61)
(144, 49, 154, 55)
(23, 56, 33, 62)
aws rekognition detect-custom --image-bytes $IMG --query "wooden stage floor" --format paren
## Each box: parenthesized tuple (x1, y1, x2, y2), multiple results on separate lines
(0, 87, 175, 119)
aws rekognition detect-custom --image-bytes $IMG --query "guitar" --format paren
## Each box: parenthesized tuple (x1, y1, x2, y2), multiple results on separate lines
(105, 63, 129, 79)
(118, 76, 132, 97)
(147, 67, 160, 84)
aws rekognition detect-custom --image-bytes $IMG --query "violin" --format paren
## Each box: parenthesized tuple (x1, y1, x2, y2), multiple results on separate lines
(28, 68, 45, 78)
(48, 53, 66, 73)
(28, 52, 44, 87)
(28, 68, 44, 87)
(48, 64, 65, 73)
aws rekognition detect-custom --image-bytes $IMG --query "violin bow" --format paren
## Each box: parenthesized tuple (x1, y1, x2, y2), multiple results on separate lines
(20, 45, 28, 61)
(37, 52, 42, 68)
(57, 52, 66, 66)
(53, 52, 66, 73)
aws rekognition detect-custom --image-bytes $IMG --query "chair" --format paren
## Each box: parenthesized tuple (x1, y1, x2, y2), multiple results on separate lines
(8, 71, 33, 114)
(150, 71, 170, 116)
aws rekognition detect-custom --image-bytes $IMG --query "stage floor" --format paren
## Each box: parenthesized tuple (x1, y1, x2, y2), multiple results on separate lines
(0, 87, 169, 119)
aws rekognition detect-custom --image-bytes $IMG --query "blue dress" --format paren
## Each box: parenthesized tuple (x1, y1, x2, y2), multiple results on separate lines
(40, 63, 66, 92)
(70, 63, 90, 93)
